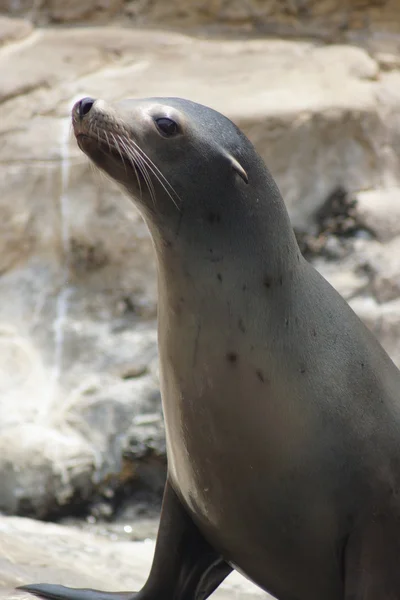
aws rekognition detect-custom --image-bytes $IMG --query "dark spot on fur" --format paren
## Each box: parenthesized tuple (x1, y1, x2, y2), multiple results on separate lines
(242, 284, 247, 291)
(300, 367, 306, 374)
(264, 277, 272, 289)
(279, 276, 283, 286)
(217, 273, 222, 282)
(227, 352, 238, 364)
(361, 362, 365, 369)
(238, 318, 246, 333)
(256, 369, 265, 383)
(285, 318, 289, 327)
(208, 248, 213, 254)
(207, 212, 221, 224)
(312, 328, 317, 337)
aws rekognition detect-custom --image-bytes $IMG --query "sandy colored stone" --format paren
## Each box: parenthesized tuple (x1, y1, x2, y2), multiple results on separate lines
(0, 16, 33, 46)
(0, 516, 271, 599)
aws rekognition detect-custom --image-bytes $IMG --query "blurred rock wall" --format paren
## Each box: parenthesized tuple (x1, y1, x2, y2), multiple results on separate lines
(2, 0, 400, 40)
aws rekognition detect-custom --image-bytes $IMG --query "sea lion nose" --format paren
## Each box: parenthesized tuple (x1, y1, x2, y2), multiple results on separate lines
(78, 97, 95, 118)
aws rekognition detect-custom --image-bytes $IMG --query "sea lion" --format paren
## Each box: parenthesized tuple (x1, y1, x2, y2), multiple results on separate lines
(19, 96, 400, 600)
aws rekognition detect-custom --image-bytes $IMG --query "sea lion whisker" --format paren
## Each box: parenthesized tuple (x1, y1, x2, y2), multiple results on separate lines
(125, 136, 177, 195)
(89, 122, 99, 143)
(90, 131, 133, 183)
(129, 140, 180, 200)
(141, 156, 181, 212)
(124, 144, 157, 210)
(89, 160, 99, 179)
(92, 130, 149, 204)
(137, 154, 178, 211)
(110, 132, 128, 176)
(111, 136, 158, 209)
(94, 142, 127, 173)
(139, 159, 158, 210)
(85, 128, 166, 210)
(115, 134, 143, 200)
(124, 137, 181, 211)
(103, 129, 112, 154)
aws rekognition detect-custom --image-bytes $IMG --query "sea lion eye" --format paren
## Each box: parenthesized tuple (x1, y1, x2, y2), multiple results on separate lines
(155, 117, 179, 137)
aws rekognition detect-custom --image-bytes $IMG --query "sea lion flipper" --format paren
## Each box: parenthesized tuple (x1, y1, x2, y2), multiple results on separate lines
(17, 585, 134, 600)
(137, 479, 231, 599)
(18, 480, 231, 600)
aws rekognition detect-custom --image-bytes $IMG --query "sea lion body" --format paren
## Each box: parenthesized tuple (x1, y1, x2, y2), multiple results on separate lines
(19, 97, 400, 600)
(161, 248, 400, 600)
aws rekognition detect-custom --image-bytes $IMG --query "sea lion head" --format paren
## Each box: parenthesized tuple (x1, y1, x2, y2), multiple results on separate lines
(74, 98, 275, 220)
(72, 96, 296, 265)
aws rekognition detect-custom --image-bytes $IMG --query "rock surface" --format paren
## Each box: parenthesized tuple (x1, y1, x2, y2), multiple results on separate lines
(0, 11, 399, 517)
(0, 515, 271, 599)
(356, 187, 400, 241)
(2, 0, 400, 43)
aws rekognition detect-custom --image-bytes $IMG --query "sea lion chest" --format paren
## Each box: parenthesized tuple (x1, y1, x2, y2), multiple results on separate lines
(156, 272, 349, 600)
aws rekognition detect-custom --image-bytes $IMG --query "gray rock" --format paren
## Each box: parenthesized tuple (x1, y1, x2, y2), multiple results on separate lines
(349, 296, 400, 368)
(365, 237, 400, 303)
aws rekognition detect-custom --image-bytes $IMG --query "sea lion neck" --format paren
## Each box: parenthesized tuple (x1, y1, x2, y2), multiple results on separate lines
(147, 178, 301, 307)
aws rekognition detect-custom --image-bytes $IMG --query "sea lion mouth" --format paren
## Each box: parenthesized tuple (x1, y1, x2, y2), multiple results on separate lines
(75, 127, 181, 212)
(76, 129, 151, 198)
(75, 131, 135, 168)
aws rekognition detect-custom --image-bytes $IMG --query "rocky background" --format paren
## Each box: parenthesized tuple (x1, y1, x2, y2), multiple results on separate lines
(0, 0, 400, 595)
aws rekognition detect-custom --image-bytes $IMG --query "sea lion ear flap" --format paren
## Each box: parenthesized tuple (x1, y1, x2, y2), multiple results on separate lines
(227, 153, 249, 184)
